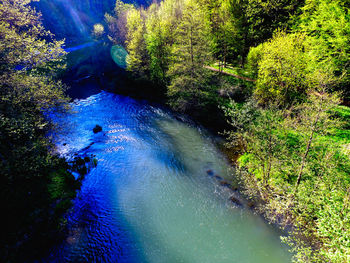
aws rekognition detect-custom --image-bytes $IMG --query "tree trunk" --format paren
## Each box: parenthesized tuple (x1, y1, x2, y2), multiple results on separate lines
(295, 108, 321, 191)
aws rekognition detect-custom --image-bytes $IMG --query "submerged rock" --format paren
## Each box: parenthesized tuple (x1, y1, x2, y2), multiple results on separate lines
(93, 125, 102, 133)
(220, 181, 231, 187)
(229, 196, 242, 206)
(75, 157, 85, 166)
(247, 201, 255, 208)
(230, 185, 239, 191)
(214, 175, 223, 180)
(206, 169, 214, 176)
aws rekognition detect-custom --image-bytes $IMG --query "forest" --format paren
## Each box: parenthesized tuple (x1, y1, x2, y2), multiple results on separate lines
(0, 0, 349, 262)
(105, 0, 350, 262)
(0, 0, 84, 261)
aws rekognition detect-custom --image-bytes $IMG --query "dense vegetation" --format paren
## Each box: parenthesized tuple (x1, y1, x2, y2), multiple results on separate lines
(0, 0, 80, 261)
(106, 0, 350, 262)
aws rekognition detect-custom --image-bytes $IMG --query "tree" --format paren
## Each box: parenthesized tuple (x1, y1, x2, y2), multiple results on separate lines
(287, 90, 342, 190)
(223, 0, 303, 64)
(281, 90, 348, 263)
(298, 0, 350, 99)
(200, 0, 238, 66)
(248, 32, 308, 106)
(167, 0, 213, 110)
(125, 7, 150, 78)
(224, 100, 286, 197)
(0, 1, 79, 261)
(245, 0, 302, 45)
(225, 90, 348, 263)
(144, 3, 172, 85)
(92, 23, 105, 38)
(105, 0, 134, 45)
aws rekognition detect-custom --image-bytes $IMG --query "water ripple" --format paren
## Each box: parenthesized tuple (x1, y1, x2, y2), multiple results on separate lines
(44, 91, 291, 263)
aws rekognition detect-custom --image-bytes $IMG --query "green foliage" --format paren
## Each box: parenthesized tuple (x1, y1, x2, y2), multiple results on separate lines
(245, 0, 302, 45)
(298, 0, 350, 98)
(105, 0, 134, 45)
(126, 7, 149, 78)
(225, 100, 286, 187)
(167, 0, 213, 110)
(246, 43, 264, 77)
(200, 0, 239, 65)
(118, 0, 350, 260)
(249, 0, 350, 105)
(0, 0, 79, 261)
(226, 91, 350, 262)
(144, 3, 172, 85)
(121, 0, 215, 111)
(92, 23, 105, 38)
(233, 0, 303, 63)
(200, 0, 303, 65)
(248, 32, 308, 106)
(249, 18, 349, 106)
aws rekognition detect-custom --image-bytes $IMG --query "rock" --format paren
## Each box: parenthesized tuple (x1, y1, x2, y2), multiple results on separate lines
(214, 175, 223, 180)
(206, 169, 214, 176)
(93, 125, 102, 133)
(229, 196, 242, 206)
(78, 166, 88, 175)
(230, 185, 239, 191)
(84, 156, 91, 163)
(220, 181, 231, 188)
(75, 157, 85, 166)
(247, 201, 255, 208)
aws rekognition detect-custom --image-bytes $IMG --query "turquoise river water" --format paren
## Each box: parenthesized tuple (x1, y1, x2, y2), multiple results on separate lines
(44, 91, 291, 263)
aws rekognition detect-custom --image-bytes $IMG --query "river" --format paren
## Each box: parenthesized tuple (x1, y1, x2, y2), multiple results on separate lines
(42, 90, 292, 262)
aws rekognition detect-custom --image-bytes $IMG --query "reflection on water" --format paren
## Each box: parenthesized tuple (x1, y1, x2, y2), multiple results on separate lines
(44, 91, 291, 263)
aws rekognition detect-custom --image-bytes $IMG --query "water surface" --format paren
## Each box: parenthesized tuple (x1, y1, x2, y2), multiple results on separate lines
(46, 91, 291, 263)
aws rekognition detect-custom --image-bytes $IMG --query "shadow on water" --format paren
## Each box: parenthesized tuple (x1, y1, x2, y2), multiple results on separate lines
(61, 41, 123, 100)
(58, 40, 159, 102)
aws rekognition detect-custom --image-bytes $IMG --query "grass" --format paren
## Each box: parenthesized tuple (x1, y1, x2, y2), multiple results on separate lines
(329, 105, 350, 144)
(210, 62, 253, 79)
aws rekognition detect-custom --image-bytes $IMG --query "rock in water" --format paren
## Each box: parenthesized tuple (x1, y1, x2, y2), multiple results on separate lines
(214, 175, 223, 180)
(206, 169, 214, 176)
(93, 125, 102, 133)
(229, 196, 242, 206)
(220, 181, 231, 187)
(247, 201, 255, 208)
